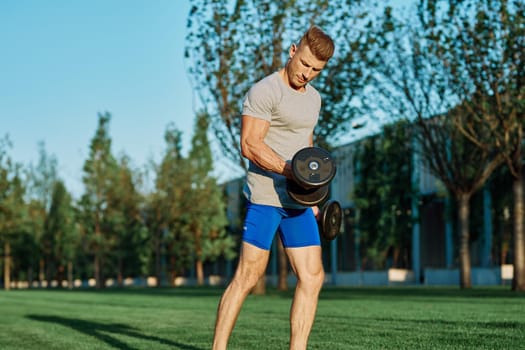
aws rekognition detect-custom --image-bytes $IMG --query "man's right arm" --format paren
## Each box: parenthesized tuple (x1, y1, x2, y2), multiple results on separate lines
(240, 115, 293, 178)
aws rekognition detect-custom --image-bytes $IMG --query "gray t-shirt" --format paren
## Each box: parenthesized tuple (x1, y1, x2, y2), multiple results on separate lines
(242, 71, 321, 208)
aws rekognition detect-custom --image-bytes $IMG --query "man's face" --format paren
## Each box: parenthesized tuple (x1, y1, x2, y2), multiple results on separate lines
(286, 43, 327, 91)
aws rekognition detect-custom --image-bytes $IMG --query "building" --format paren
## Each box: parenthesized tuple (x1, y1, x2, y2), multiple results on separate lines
(220, 133, 512, 286)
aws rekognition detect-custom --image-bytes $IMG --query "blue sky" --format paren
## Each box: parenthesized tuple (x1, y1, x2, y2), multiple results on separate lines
(0, 0, 218, 196)
(1, 1, 411, 198)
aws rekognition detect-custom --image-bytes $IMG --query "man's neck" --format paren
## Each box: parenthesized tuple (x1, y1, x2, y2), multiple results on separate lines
(278, 67, 306, 93)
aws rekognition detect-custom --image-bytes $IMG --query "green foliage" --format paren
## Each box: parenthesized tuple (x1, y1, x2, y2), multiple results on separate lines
(26, 141, 58, 211)
(0, 136, 33, 286)
(363, 0, 521, 287)
(353, 121, 413, 269)
(106, 156, 149, 278)
(416, 0, 524, 176)
(489, 165, 515, 264)
(79, 113, 152, 284)
(0, 137, 27, 238)
(148, 123, 193, 279)
(24, 142, 61, 282)
(80, 113, 149, 283)
(43, 181, 79, 280)
(184, 111, 235, 265)
(80, 112, 127, 286)
(148, 113, 235, 284)
(415, 1, 525, 290)
(185, 0, 373, 163)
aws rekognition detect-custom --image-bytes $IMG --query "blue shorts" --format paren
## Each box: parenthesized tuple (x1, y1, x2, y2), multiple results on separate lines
(242, 202, 320, 250)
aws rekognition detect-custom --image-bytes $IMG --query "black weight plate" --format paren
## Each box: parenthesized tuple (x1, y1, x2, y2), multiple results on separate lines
(320, 200, 342, 240)
(287, 180, 329, 206)
(292, 147, 336, 189)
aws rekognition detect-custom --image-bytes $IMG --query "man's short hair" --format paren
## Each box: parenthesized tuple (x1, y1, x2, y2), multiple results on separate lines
(299, 25, 335, 61)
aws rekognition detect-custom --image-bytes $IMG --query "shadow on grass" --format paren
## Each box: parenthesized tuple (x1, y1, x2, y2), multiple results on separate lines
(26, 315, 204, 350)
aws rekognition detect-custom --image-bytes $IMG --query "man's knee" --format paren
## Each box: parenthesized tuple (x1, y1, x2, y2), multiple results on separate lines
(297, 268, 325, 291)
(231, 260, 267, 291)
(232, 271, 261, 291)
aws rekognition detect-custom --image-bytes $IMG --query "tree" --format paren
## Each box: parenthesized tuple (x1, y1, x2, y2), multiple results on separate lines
(81, 114, 148, 288)
(186, 0, 373, 293)
(186, 0, 373, 164)
(81, 112, 119, 288)
(365, 5, 504, 288)
(0, 136, 27, 290)
(13, 198, 44, 287)
(106, 156, 149, 285)
(27, 141, 58, 210)
(148, 124, 193, 286)
(353, 121, 413, 269)
(26, 141, 59, 285)
(44, 180, 79, 288)
(415, 0, 525, 291)
(184, 111, 236, 285)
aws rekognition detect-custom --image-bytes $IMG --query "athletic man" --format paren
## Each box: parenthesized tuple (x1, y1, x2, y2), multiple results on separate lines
(212, 26, 335, 350)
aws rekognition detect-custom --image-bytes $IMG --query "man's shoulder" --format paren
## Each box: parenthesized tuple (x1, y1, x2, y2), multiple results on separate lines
(247, 72, 282, 101)
(243, 72, 282, 118)
(251, 72, 281, 90)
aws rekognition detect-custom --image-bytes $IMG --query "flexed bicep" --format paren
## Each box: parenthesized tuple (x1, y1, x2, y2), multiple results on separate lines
(241, 115, 292, 178)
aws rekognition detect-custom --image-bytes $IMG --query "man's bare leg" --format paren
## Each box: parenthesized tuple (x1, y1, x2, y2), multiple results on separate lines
(286, 246, 324, 350)
(212, 242, 270, 350)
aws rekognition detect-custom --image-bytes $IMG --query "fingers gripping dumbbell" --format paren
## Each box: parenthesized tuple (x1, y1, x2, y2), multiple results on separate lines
(286, 147, 342, 240)
(286, 147, 336, 206)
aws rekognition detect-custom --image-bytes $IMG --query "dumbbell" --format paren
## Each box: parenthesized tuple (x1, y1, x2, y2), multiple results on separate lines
(318, 200, 343, 241)
(286, 147, 342, 240)
(286, 147, 336, 206)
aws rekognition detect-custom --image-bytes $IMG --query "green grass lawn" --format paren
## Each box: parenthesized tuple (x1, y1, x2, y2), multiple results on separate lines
(1, 286, 524, 349)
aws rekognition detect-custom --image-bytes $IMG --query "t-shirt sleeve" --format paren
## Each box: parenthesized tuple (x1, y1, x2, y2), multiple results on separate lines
(242, 79, 277, 122)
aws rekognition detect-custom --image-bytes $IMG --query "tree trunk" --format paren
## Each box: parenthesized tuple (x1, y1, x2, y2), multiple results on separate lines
(277, 237, 288, 291)
(39, 258, 45, 287)
(458, 193, 472, 289)
(512, 172, 525, 291)
(251, 275, 266, 295)
(94, 212, 102, 289)
(4, 241, 11, 291)
(46, 259, 54, 288)
(154, 232, 161, 287)
(57, 264, 65, 288)
(170, 270, 178, 287)
(27, 266, 33, 288)
(94, 254, 101, 289)
(67, 261, 73, 290)
(117, 256, 123, 287)
(170, 255, 177, 287)
(393, 247, 401, 267)
(195, 230, 204, 286)
(196, 260, 204, 286)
